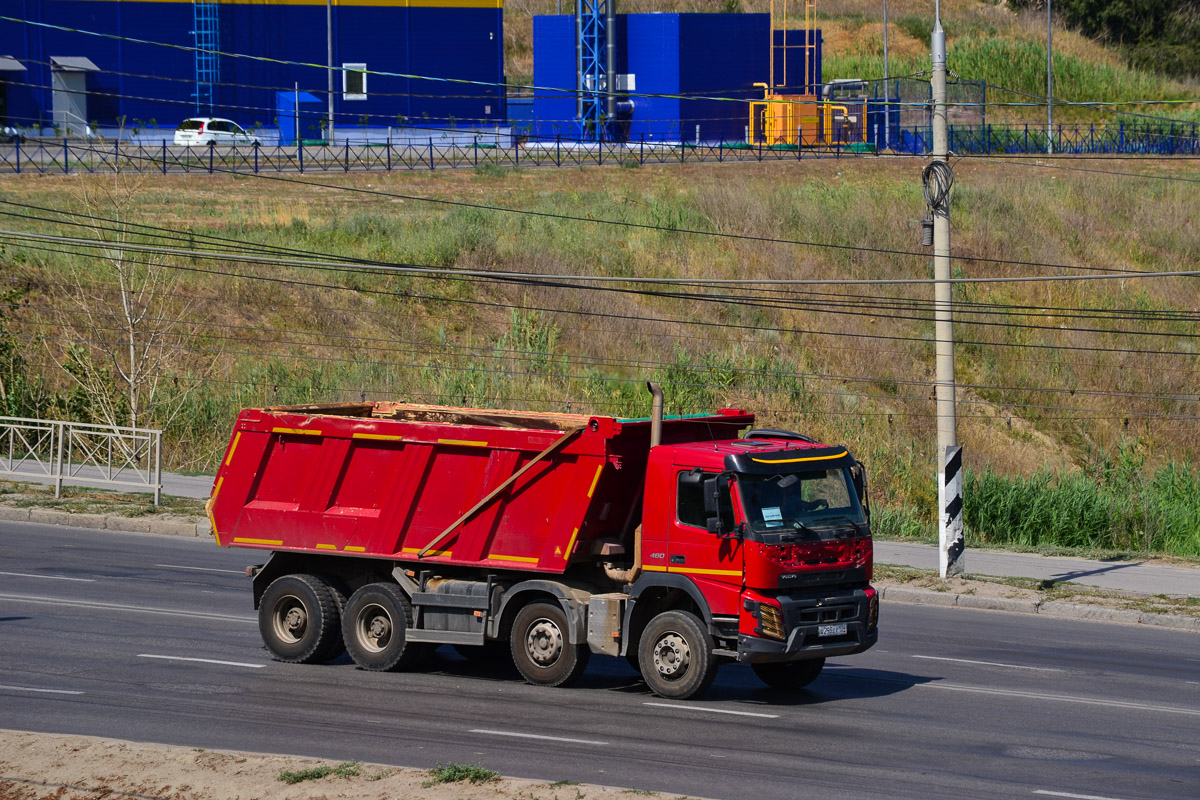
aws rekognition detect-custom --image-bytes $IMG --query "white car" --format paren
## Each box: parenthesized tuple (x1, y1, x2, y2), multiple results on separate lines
(174, 117, 261, 147)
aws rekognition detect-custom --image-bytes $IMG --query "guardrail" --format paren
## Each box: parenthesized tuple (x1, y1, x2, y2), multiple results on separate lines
(0, 416, 163, 505)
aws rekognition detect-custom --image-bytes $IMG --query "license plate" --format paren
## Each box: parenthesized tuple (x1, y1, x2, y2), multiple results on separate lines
(818, 623, 848, 637)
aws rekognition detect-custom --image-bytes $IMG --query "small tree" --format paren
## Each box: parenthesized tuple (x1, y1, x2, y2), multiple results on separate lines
(49, 175, 207, 435)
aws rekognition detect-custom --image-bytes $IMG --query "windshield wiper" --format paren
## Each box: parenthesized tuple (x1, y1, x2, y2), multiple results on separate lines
(809, 514, 868, 535)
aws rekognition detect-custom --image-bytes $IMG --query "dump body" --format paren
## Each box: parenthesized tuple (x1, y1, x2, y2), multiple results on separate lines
(209, 401, 752, 573)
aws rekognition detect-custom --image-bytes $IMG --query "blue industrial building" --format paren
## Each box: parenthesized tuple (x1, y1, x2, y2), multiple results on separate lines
(1, 0, 506, 141)
(531, 13, 821, 143)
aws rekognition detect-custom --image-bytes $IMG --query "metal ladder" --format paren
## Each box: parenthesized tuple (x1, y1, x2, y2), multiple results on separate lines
(191, 0, 220, 113)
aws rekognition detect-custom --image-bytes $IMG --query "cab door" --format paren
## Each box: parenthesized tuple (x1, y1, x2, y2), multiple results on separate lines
(667, 467, 743, 617)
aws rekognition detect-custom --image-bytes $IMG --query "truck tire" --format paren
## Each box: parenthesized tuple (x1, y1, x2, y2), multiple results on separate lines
(343, 582, 426, 672)
(259, 574, 343, 664)
(510, 602, 590, 687)
(752, 657, 825, 690)
(638, 610, 718, 700)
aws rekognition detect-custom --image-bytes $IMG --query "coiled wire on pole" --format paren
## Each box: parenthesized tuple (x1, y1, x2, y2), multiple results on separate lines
(920, 159, 954, 245)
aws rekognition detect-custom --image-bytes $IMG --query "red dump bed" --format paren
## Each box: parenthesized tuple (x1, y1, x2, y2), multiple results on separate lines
(208, 401, 753, 574)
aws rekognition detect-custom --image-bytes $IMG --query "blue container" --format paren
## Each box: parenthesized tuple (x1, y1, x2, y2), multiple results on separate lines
(532, 13, 821, 143)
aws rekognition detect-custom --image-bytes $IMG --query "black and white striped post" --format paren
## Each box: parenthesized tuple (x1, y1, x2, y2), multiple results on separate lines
(939, 445, 965, 577)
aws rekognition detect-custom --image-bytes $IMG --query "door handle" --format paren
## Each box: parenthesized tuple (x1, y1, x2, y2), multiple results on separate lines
(670, 554, 685, 564)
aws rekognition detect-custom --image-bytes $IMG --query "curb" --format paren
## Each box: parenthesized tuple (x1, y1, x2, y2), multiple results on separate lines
(879, 584, 1200, 633)
(0, 506, 211, 539)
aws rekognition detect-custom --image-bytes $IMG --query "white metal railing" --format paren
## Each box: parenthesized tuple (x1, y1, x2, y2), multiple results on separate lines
(0, 416, 163, 505)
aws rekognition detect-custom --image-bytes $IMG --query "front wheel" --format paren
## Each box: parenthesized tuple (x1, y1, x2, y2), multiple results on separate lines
(510, 602, 590, 687)
(258, 574, 343, 664)
(638, 611, 718, 699)
(342, 582, 427, 672)
(752, 657, 825, 690)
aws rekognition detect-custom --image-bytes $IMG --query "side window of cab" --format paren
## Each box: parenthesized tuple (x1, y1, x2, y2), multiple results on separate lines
(676, 472, 734, 530)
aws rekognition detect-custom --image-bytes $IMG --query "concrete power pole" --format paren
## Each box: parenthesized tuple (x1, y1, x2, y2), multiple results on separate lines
(930, 3, 963, 578)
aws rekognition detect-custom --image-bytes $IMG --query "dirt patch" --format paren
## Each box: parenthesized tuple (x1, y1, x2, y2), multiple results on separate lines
(0, 730, 705, 800)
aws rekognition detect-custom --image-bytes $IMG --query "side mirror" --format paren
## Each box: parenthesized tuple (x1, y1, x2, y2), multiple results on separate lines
(702, 477, 720, 515)
(706, 516, 724, 536)
(850, 464, 870, 521)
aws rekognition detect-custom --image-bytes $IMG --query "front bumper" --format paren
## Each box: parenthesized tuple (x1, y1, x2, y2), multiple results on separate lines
(738, 587, 877, 664)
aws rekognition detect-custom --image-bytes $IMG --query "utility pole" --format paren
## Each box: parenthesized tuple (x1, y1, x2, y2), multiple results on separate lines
(883, 0, 889, 89)
(1046, 0, 1053, 154)
(929, 1, 963, 578)
(327, 0, 335, 145)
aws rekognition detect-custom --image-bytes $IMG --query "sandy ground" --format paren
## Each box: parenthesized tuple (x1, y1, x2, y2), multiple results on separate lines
(0, 730, 704, 800)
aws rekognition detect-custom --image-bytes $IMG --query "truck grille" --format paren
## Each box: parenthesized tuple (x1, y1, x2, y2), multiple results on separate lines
(797, 605, 857, 625)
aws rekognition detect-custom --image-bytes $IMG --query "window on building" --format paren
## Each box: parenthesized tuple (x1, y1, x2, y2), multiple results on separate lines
(343, 63, 367, 101)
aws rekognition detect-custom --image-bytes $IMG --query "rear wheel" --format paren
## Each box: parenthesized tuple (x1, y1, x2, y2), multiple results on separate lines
(638, 611, 717, 700)
(510, 602, 590, 687)
(752, 657, 825, 690)
(258, 574, 342, 664)
(343, 582, 427, 672)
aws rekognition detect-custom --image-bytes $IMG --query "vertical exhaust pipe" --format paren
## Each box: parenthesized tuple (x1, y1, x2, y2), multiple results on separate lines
(648, 381, 663, 448)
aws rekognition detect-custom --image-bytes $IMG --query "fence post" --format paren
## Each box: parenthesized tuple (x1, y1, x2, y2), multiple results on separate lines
(429, 137, 434, 170)
(1119, 122, 1125, 153)
(208, 142, 214, 174)
(13, 137, 19, 174)
(718, 133, 723, 162)
(515, 135, 519, 167)
(63, 138, 69, 175)
(556, 135, 561, 167)
(640, 134, 644, 165)
(161, 141, 167, 174)
(54, 422, 64, 498)
(344, 140, 350, 172)
(153, 429, 162, 507)
(254, 141, 259, 173)
(299, 138, 304, 173)
(474, 134, 478, 166)
(386, 140, 392, 171)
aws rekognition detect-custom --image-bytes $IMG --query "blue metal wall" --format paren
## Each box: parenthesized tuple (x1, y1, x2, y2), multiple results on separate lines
(2, 0, 506, 137)
(531, 13, 821, 143)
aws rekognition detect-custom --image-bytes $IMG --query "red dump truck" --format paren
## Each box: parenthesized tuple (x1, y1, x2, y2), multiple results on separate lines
(207, 384, 877, 699)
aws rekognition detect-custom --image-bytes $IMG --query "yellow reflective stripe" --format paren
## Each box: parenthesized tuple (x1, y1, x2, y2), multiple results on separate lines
(437, 438, 487, 447)
(272, 427, 322, 436)
(233, 537, 283, 546)
(402, 546, 452, 557)
(315, 543, 337, 550)
(224, 432, 241, 466)
(671, 566, 743, 577)
(642, 564, 668, 572)
(206, 478, 222, 546)
(352, 433, 403, 441)
(750, 449, 847, 464)
(490, 554, 539, 563)
(586, 465, 603, 498)
(344, 546, 367, 552)
(564, 527, 580, 560)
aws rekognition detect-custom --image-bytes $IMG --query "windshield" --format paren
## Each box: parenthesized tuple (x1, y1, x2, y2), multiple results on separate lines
(737, 468, 866, 534)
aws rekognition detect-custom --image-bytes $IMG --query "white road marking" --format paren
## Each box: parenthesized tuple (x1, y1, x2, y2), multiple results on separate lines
(928, 683, 1200, 717)
(914, 655, 1062, 672)
(0, 593, 255, 623)
(0, 571, 95, 583)
(138, 654, 265, 669)
(155, 564, 243, 575)
(1187, 681, 1199, 685)
(469, 729, 607, 746)
(1033, 790, 1131, 800)
(644, 702, 779, 719)
(0, 684, 84, 695)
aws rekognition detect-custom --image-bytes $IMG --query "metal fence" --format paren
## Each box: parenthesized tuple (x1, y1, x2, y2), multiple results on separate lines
(0, 416, 164, 505)
(3, 119, 1196, 176)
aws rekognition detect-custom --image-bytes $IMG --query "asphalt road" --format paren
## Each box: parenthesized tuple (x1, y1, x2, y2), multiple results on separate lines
(1, 521, 1197, 800)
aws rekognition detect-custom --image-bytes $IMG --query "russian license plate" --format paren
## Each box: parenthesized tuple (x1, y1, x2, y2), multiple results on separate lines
(818, 623, 848, 638)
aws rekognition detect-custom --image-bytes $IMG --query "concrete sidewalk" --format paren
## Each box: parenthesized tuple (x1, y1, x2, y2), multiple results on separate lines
(876, 541, 1199, 598)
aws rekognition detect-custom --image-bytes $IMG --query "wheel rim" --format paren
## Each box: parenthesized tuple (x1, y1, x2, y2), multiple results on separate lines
(652, 631, 690, 679)
(354, 602, 393, 653)
(270, 594, 308, 644)
(524, 617, 563, 667)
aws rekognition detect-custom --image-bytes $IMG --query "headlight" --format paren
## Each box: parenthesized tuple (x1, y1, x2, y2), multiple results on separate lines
(758, 603, 785, 639)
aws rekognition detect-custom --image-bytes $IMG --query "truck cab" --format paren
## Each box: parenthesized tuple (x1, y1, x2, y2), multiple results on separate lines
(627, 435, 878, 695)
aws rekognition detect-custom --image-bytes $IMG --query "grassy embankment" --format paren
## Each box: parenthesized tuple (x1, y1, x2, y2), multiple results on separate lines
(503, 0, 1200, 124)
(2, 157, 1198, 555)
